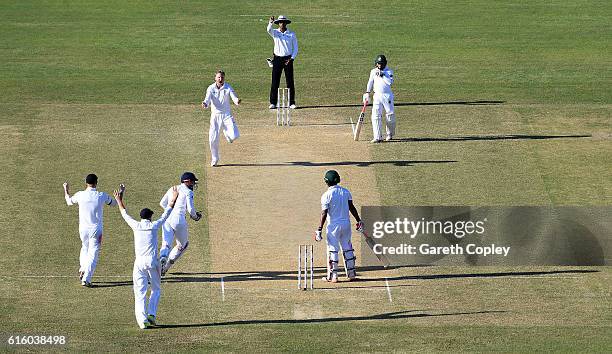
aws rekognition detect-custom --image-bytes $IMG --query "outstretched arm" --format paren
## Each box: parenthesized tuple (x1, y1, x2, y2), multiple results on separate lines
(63, 182, 73, 205)
(105, 184, 123, 207)
(267, 16, 275, 36)
(114, 186, 138, 229)
(113, 188, 127, 211)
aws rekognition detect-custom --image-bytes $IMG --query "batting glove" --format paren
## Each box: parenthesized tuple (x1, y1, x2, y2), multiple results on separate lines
(314, 229, 322, 242)
(356, 221, 364, 233)
(362, 93, 369, 104)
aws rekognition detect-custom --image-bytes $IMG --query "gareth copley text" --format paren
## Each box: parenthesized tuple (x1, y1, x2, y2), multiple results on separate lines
(373, 243, 511, 257)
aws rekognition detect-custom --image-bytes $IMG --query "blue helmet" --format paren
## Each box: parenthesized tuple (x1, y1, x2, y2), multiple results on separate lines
(180, 172, 198, 183)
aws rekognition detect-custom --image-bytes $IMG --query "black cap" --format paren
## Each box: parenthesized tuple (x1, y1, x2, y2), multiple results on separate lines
(140, 208, 154, 220)
(180, 172, 198, 182)
(85, 174, 98, 185)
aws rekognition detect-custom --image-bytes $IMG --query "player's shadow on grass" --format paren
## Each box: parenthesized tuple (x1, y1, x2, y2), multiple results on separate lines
(222, 160, 457, 168)
(153, 309, 506, 329)
(91, 280, 133, 288)
(296, 100, 505, 109)
(364, 269, 599, 283)
(163, 268, 597, 286)
(165, 269, 330, 284)
(390, 134, 591, 143)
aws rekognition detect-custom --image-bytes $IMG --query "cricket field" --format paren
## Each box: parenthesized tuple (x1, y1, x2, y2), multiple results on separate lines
(1, 1, 610, 352)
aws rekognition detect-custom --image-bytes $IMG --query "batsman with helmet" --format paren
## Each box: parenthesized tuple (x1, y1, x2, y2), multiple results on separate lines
(363, 54, 396, 143)
(315, 170, 364, 282)
(158, 172, 202, 276)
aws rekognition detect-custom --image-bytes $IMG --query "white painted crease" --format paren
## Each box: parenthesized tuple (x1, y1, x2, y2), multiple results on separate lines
(385, 277, 392, 303)
(221, 277, 226, 301)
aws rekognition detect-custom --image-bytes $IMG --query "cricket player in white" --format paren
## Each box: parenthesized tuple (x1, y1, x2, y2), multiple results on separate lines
(202, 70, 241, 167)
(315, 170, 364, 282)
(63, 174, 120, 287)
(363, 54, 395, 143)
(159, 172, 202, 276)
(114, 185, 178, 329)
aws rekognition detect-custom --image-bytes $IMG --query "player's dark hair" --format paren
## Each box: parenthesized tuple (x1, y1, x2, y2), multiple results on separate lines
(85, 174, 98, 185)
(140, 208, 154, 220)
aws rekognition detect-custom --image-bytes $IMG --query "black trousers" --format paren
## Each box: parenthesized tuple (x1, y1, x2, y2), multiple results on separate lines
(270, 55, 295, 105)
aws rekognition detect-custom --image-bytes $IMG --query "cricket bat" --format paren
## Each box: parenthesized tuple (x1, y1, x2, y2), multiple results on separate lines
(353, 101, 367, 141)
(358, 229, 390, 268)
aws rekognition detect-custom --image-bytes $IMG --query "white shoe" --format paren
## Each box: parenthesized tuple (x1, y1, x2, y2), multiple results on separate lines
(370, 139, 382, 143)
(289, 104, 296, 109)
(266, 58, 273, 68)
(210, 160, 218, 167)
(323, 273, 338, 283)
(81, 280, 92, 288)
(269, 104, 276, 109)
(385, 134, 392, 141)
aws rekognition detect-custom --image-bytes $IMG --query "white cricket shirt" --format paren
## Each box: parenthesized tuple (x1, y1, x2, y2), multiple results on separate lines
(160, 184, 198, 225)
(321, 185, 353, 225)
(366, 67, 394, 95)
(66, 187, 116, 229)
(120, 207, 172, 267)
(203, 83, 240, 116)
(267, 23, 298, 59)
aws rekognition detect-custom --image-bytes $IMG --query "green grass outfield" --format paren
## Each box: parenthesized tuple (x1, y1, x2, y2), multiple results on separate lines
(1, 0, 611, 352)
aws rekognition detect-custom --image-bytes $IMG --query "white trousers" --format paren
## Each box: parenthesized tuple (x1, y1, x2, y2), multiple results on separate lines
(133, 261, 161, 327)
(160, 221, 190, 274)
(371, 92, 395, 140)
(79, 226, 102, 283)
(209, 113, 240, 164)
(325, 221, 356, 276)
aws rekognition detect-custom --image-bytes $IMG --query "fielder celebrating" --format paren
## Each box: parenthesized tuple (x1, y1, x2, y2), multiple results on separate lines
(363, 54, 396, 143)
(202, 70, 241, 167)
(114, 185, 178, 329)
(63, 174, 121, 287)
(315, 170, 364, 282)
(159, 172, 202, 276)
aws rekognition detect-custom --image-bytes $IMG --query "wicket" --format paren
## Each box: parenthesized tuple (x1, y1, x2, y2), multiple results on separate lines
(297, 244, 314, 290)
(276, 87, 291, 126)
